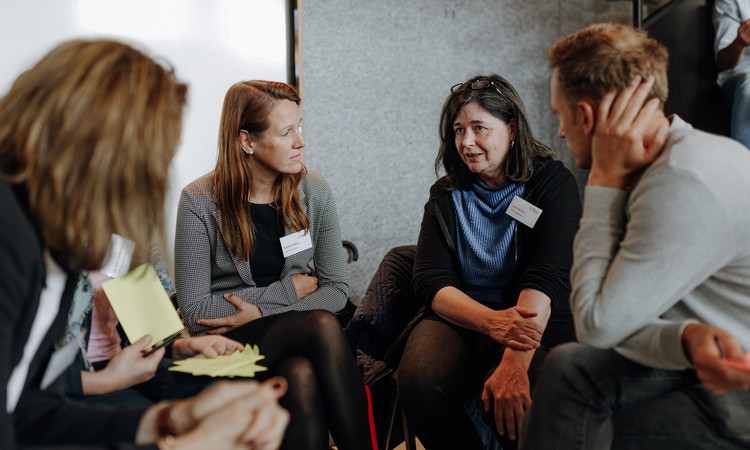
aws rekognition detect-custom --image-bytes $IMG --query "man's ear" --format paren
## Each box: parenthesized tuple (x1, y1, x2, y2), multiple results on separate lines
(239, 130, 254, 155)
(576, 100, 596, 135)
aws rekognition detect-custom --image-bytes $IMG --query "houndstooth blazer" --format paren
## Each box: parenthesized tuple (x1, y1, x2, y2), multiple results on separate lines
(174, 170, 349, 335)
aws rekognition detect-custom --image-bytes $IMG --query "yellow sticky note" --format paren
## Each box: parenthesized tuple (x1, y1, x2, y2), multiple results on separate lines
(169, 344, 267, 378)
(102, 263, 184, 349)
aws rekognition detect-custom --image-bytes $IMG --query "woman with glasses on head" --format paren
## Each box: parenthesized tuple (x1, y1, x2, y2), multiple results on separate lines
(396, 74, 581, 450)
(174, 80, 375, 450)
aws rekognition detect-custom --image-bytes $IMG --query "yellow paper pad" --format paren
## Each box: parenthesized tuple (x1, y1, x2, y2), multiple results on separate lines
(101, 263, 184, 349)
(169, 344, 268, 378)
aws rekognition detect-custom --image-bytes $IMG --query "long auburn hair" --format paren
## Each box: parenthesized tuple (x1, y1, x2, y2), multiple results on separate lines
(436, 74, 554, 190)
(0, 39, 187, 270)
(214, 80, 309, 261)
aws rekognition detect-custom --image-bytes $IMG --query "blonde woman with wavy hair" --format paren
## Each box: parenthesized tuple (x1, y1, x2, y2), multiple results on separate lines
(0, 40, 184, 270)
(0, 40, 288, 449)
(174, 80, 375, 450)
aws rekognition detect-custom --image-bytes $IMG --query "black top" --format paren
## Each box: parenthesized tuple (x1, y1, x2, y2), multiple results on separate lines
(412, 159, 582, 348)
(248, 203, 285, 287)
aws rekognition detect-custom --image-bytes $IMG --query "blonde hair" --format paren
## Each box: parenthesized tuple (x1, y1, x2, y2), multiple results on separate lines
(547, 23, 668, 107)
(0, 40, 187, 270)
(213, 80, 309, 261)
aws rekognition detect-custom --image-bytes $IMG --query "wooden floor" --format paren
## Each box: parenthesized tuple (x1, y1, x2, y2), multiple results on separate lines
(331, 438, 425, 450)
(393, 439, 425, 450)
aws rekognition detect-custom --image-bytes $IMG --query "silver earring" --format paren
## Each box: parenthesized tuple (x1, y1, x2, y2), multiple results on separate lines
(511, 139, 515, 149)
(249, 150, 254, 155)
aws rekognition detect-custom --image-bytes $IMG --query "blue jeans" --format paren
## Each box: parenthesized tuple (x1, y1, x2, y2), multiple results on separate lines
(722, 73, 750, 149)
(520, 343, 750, 449)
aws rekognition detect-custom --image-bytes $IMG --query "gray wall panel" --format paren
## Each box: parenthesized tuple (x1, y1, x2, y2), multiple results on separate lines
(301, 0, 630, 303)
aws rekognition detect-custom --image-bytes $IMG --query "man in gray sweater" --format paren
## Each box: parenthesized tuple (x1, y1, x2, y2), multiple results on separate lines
(520, 23, 750, 449)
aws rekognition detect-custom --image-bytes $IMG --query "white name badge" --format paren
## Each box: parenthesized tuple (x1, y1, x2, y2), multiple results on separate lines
(506, 195, 543, 229)
(280, 230, 313, 258)
(100, 234, 135, 278)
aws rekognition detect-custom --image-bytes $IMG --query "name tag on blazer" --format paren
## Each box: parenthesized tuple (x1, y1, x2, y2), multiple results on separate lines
(280, 230, 313, 258)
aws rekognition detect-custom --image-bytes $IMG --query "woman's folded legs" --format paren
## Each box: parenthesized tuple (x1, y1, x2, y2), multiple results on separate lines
(225, 309, 373, 450)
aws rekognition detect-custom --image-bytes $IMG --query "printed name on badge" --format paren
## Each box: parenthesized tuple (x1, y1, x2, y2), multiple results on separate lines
(100, 234, 135, 279)
(506, 195, 543, 229)
(280, 229, 313, 258)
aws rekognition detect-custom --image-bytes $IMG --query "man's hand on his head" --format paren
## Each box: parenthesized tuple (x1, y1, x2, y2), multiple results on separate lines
(588, 75, 669, 189)
(737, 19, 750, 47)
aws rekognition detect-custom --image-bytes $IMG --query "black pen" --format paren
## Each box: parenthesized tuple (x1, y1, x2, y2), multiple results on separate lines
(142, 332, 179, 357)
(715, 336, 726, 359)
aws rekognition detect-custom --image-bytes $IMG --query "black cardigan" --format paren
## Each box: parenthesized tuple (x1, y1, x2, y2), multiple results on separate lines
(0, 180, 153, 449)
(412, 158, 582, 348)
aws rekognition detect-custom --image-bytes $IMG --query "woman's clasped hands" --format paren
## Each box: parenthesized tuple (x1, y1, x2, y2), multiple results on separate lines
(198, 294, 264, 334)
(482, 306, 543, 351)
(197, 272, 319, 335)
(141, 377, 290, 450)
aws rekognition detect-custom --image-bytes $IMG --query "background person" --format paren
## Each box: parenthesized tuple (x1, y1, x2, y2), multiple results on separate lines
(0, 39, 288, 449)
(64, 259, 245, 407)
(396, 74, 581, 450)
(714, 0, 750, 148)
(174, 80, 375, 450)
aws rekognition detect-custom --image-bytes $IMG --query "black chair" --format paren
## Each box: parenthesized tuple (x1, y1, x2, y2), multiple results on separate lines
(345, 245, 425, 450)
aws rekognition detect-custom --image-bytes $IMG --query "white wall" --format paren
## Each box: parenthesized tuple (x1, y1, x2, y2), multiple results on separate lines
(0, 0, 290, 256)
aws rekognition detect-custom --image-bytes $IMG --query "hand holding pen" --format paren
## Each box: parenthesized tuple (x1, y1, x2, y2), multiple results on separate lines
(682, 323, 750, 394)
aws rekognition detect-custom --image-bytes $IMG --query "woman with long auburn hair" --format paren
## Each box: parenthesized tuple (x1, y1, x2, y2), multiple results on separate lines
(0, 40, 288, 450)
(174, 80, 375, 450)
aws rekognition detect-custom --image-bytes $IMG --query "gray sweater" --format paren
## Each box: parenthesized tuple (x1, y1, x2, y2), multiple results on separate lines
(174, 171, 348, 335)
(571, 116, 750, 369)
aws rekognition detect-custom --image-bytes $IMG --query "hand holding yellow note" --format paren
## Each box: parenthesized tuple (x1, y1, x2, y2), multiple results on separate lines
(169, 344, 268, 378)
(101, 263, 184, 351)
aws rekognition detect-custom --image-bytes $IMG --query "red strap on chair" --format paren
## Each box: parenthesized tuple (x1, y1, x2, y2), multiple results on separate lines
(365, 384, 379, 450)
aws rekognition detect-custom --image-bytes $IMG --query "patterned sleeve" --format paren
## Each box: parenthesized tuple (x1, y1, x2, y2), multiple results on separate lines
(174, 185, 298, 335)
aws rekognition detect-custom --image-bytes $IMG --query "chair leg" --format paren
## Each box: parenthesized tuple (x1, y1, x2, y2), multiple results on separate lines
(380, 382, 398, 450)
(401, 407, 416, 450)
